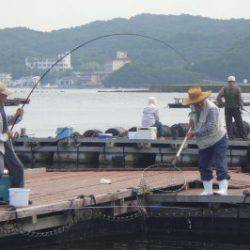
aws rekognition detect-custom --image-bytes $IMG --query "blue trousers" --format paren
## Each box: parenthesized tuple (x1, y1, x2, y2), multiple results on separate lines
(198, 135, 230, 181)
(153, 120, 164, 137)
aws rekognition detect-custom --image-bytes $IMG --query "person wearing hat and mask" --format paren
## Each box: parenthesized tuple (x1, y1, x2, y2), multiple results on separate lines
(141, 97, 164, 138)
(0, 82, 24, 188)
(183, 87, 230, 195)
(216, 76, 246, 139)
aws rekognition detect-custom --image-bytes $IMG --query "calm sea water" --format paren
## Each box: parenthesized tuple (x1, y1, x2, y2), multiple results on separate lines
(4, 234, 250, 250)
(7, 88, 250, 137)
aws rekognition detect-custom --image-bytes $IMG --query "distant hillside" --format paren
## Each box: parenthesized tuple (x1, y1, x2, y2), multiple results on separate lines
(189, 36, 250, 81)
(103, 64, 205, 87)
(1, 14, 250, 84)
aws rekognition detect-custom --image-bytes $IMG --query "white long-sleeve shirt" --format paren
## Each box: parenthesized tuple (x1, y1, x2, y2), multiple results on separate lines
(141, 104, 159, 127)
(190, 100, 226, 149)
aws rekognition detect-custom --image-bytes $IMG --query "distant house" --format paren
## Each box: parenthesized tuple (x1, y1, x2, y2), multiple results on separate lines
(90, 72, 110, 84)
(25, 53, 72, 71)
(55, 71, 106, 88)
(55, 76, 77, 87)
(112, 51, 132, 71)
(0, 73, 12, 85)
(12, 76, 38, 87)
(73, 71, 107, 85)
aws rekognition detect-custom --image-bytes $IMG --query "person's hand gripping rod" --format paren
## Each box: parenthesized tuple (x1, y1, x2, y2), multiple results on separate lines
(172, 127, 192, 165)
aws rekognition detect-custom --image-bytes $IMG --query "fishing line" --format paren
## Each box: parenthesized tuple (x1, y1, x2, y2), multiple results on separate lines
(10, 33, 191, 130)
(242, 108, 250, 114)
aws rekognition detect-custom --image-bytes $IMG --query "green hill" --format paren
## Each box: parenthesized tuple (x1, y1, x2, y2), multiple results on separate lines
(189, 36, 250, 81)
(103, 64, 205, 87)
(1, 14, 250, 84)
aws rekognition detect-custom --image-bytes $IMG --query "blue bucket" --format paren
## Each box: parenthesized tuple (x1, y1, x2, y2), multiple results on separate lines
(56, 127, 73, 140)
(0, 175, 10, 202)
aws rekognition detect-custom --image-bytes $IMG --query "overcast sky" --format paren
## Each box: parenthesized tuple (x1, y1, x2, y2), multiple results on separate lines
(1, 0, 250, 31)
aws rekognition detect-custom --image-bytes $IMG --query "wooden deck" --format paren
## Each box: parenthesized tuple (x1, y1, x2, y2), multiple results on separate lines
(0, 169, 200, 222)
(0, 169, 249, 239)
(1, 169, 250, 222)
(25, 169, 199, 206)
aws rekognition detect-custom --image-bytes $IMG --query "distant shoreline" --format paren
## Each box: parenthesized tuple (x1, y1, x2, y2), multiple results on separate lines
(11, 84, 250, 93)
(150, 84, 250, 93)
(97, 83, 250, 93)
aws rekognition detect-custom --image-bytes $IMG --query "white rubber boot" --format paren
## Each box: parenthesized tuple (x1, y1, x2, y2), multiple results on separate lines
(200, 180, 213, 195)
(215, 180, 229, 196)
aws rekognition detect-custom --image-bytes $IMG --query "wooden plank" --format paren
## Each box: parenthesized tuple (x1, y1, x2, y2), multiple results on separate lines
(46, 167, 240, 172)
(22, 214, 67, 231)
(147, 187, 250, 204)
(0, 189, 134, 221)
(0, 170, 200, 222)
(0, 170, 249, 224)
(147, 193, 249, 204)
(24, 168, 46, 174)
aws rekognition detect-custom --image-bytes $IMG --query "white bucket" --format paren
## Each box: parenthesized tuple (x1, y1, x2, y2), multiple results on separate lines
(9, 188, 30, 207)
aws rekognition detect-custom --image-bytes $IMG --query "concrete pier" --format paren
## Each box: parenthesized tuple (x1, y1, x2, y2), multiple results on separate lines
(12, 137, 250, 169)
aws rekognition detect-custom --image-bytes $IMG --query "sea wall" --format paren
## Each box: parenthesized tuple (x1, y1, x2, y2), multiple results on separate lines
(150, 84, 250, 93)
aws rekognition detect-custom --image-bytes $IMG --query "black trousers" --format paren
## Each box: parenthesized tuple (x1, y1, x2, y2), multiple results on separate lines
(4, 140, 24, 188)
(225, 107, 246, 139)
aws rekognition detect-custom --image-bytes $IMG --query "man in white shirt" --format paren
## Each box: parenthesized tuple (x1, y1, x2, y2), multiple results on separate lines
(141, 97, 163, 137)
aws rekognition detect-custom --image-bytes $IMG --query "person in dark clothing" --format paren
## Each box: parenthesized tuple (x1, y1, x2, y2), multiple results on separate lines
(0, 82, 24, 187)
(216, 76, 246, 139)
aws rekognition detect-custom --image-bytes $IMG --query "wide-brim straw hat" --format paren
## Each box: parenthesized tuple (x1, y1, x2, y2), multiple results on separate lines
(0, 82, 14, 96)
(182, 86, 211, 106)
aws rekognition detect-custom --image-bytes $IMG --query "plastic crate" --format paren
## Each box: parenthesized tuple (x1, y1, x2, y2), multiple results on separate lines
(134, 127, 157, 140)
(56, 127, 73, 140)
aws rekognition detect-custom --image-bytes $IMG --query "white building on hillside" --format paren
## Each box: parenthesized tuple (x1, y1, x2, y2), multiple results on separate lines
(25, 53, 72, 71)
(0, 73, 12, 84)
(112, 51, 131, 71)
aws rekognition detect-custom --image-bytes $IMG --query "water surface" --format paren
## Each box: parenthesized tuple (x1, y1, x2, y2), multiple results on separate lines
(8, 89, 250, 137)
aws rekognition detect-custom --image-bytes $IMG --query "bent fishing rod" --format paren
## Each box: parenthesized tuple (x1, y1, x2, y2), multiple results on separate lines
(10, 32, 191, 130)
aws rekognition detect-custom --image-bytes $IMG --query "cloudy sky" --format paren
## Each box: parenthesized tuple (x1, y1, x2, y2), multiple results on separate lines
(1, 0, 249, 31)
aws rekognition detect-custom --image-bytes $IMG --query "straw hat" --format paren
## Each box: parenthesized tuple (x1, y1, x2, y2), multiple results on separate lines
(0, 82, 14, 96)
(182, 86, 211, 106)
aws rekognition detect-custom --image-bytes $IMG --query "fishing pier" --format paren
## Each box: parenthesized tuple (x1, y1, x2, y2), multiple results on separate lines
(0, 135, 247, 241)
(0, 168, 250, 241)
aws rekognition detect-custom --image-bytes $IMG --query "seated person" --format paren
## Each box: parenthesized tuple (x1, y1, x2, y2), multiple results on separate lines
(141, 97, 163, 138)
